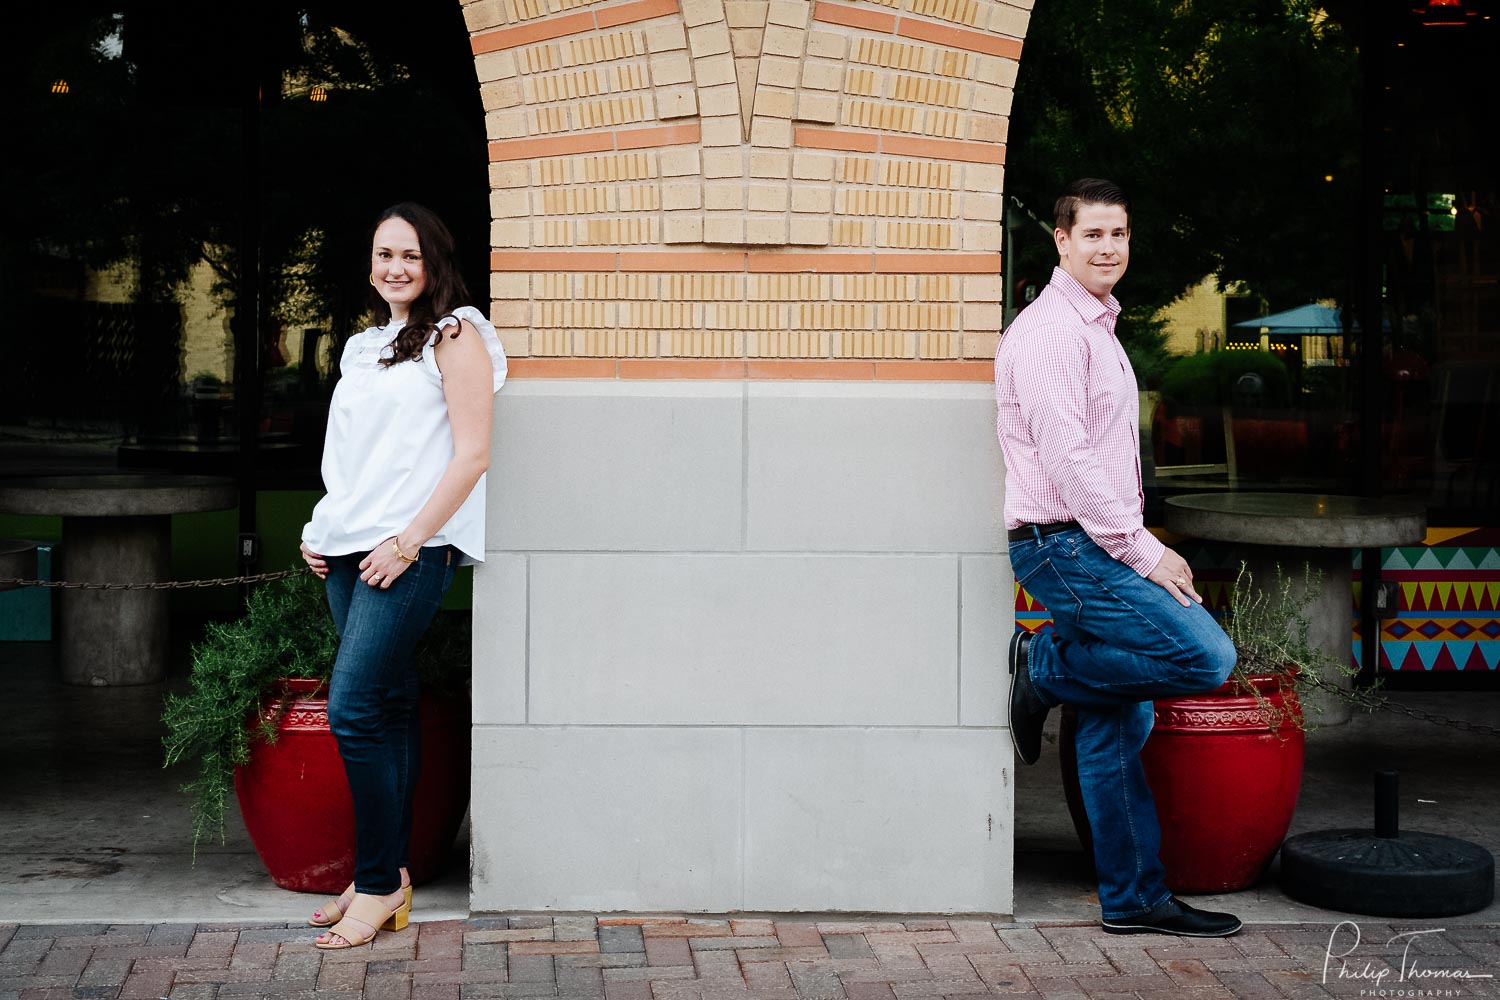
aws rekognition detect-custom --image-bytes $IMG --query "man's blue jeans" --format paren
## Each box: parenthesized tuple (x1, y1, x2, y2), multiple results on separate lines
(1008, 527, 1236, 919)
(324, 547, 454, 896)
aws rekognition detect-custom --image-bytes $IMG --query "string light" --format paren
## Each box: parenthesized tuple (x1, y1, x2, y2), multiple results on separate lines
(310, 86, 328, 103)
(51, 79, 69, 95)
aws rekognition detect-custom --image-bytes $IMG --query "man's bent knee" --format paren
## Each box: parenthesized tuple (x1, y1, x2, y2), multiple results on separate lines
(1188, 630, 1238, 689)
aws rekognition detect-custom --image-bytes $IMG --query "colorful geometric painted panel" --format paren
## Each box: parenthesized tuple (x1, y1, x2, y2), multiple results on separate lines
(1356, 527, 1500, 673)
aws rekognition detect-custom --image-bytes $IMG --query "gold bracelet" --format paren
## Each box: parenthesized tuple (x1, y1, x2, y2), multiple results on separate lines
(392, 538, 419, 564)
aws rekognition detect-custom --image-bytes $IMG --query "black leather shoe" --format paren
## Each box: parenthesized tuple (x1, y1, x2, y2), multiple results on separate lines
(1008, 630, 1050, 765)
(1101, 896, 1243, 937)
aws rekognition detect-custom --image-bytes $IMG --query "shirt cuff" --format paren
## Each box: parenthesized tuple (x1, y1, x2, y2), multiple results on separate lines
(1120, 529, 1167, 577)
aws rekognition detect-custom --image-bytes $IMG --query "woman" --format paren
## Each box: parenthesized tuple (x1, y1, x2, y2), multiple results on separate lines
(299, 203, 506, 949)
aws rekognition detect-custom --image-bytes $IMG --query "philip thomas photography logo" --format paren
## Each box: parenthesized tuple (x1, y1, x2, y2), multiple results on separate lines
(1323, 921, 1495, 997)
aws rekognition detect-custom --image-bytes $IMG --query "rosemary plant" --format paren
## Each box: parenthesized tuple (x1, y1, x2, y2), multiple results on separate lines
(162, 571, 468, 854)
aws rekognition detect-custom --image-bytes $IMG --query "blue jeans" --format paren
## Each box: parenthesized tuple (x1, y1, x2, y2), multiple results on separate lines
(324, 547, 454, 895)
(1008, 527, 1236, 919)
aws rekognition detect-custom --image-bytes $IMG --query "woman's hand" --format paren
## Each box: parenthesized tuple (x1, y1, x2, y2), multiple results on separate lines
(358, 537, 414, 589)
(300, 542, 329, 580)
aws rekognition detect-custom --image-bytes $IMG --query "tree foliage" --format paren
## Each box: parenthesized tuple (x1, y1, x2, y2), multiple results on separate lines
(1008, 0, 1361, 318)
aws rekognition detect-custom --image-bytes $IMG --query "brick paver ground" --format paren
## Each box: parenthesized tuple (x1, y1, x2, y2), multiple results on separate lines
(1, 916, 1496, 1000)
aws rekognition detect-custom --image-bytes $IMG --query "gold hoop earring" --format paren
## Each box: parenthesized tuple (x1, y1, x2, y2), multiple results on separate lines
(368, 273, 375, 286)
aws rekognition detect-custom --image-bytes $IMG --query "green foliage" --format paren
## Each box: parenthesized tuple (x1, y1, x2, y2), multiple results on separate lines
(161, 571, 469, 853)
(1117, 306, 1174, 386)
(1222, 563, 1382, 732)
(1008, 0, 1360, 318)
(1160, 349, 1291, 407)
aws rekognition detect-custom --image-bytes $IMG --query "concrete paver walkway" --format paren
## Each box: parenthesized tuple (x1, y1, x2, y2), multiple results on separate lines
(3, 915, 1497, 1000)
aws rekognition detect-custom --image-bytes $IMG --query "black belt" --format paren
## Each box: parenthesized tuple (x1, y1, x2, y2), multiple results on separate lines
(1007, 520, 1081, 542)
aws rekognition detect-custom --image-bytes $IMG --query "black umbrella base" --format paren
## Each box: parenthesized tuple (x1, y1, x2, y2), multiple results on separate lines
(1280, 828, 1495, 918)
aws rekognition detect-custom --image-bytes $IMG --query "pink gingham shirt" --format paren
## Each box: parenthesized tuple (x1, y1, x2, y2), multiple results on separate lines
(994, 266, 1165, 577)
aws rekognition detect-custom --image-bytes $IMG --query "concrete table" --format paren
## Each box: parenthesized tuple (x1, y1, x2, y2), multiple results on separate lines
(1165, 493, 1426, 723)
(0, 475, 237, 686)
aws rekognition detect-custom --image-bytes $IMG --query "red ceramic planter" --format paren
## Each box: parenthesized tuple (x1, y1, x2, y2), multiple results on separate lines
(233, 678, 471, 894)
(1061, 674, 1305, 894)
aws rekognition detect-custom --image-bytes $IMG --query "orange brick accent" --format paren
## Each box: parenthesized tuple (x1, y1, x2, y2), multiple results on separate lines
(619, 359, 747, 378)
(747, 360, 877, 379)
(471, 11, 596, 54)
(881, 135, 1005, 164)
(614, 123, 701, 149)
(896, 19, 1024, 59)
(594, 0, 680, 29)
(873, 361, 994, 381)
(619, 251, 746, 271)
(748, 253, 875, 273)
(507, 358, 620, 378)
(489, 134, 613, 162)
(491, 251, 618, 271)
(810, 1, 899, 33)
(873, 253, 1001, 273)
(792, 128, 881, 153)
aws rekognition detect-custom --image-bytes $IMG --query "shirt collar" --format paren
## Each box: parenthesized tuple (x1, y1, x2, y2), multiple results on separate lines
(1049, 266, 1121, 332)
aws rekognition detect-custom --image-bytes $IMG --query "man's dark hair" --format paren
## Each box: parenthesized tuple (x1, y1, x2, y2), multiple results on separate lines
(1054, 178, 1131, 232)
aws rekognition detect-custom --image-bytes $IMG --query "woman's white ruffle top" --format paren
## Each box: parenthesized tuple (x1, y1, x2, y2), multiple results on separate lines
(301, 305, 506, 566)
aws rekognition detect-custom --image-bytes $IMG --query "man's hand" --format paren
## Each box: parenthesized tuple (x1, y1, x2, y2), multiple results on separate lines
(1147, 547, 1202, 607)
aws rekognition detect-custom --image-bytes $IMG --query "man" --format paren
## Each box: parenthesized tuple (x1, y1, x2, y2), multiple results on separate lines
(995, 178, 1241, 937)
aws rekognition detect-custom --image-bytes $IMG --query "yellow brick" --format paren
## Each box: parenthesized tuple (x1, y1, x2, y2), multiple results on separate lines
(768, 0, 808, 26)
(801, 59, 844, 92)
(491, 300, 530, 328)
(964, 303, 1003, 330)
(490, 189, 531, 219)
(793, 153, 834, 180)
(473, 49, 518, 83)
(662, 330, 745, 357)
(832, 274, 915, 300)
(836, 157, 877, 183)
(707, 302, 786, 329)
(747, 183, 788, 209)
(963, 163, 1004, 192)
(702, 148, 743, 178)
(909, 0, 981, 26)
(532, 330, 572, 356)
(649, 51, 693, 85)
(491, 272, 531, 300)
(988, 4, 1031, 37)
(795, 91, 839, 124)
(853, 38, 931, 73)
(463, 0, 505, 32)
(968, 114, 1008, 144)
(762, 24, 803, 58)
(702, 116, 743, 147)
(494, 325, 529, 358)
(844, 100, 919, 133)
(663, 181, 702, 210)
(725, 1, 770, 28)
(695, 53, 737, 87)
(753, 86, 796, 119)
(622, 185, 662, 212)
(917, 275, 958, 300)
(664, 214, 704, 243)
(645, 22, 688, 51)
(624, 301, 701, 328)
(530, 105, 569, 134)
(804, 30, 847, 59)
(506, 0, 546, 20)
(758, 55, 800, 88)
(880, 159, 958, 189)
(832, 331, 916, 358)
(662, 273, 745, 299)
(580, 152, 659, 182)
(792, 185, 832, 214)
(698, 83, 741, 117)
(532, 158, 570, 186)
(875, 221, 956, 249)
(750, 150, 791, 178)
(965, 193, 1004, 222)
(933, 50, 973, 79)
(963, 275, 1003, 301)
(973, 83, 1012, 117)
(975, 55, 1020, 88)
(961, 225, 1003, 251)
(884, 303, 959, 330)
(749, 330, 830, 358)
(577, 330, 658, 357)
(831, 220, 870, 246)
(581, 273, 659, 299)
(485, 110, 527, 140)
(705, 214, 746, 244)
(481, 78, 524, 111)
(750, 117, 792, 147)
(612, 63, 650, 91)
(490, 220, 530, 248)
(536, 273, 573, 299)
(963, 332, 1000, 358)
(732, 27, 763, 57)
(516, 43, 560, 75)
(799, 303, 874, 329)
(534, 219, 575, 246)
(681, 0, 722, 26)
(789, 216, 831, 245)
(583, 217, 660, 245)
(688, 23, 732, 57)
(489, 162, 529, 189)
(705, 182, 746, 210)
(660, 147, 701, 177)
(917, 332, 962, 359)
(537, 301, 614, 327)
(657, 84, 698, 119)
(749, 274, 830, 300)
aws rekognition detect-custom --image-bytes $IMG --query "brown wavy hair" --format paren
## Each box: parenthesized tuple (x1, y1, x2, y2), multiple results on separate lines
(369, 202, 472, 367)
